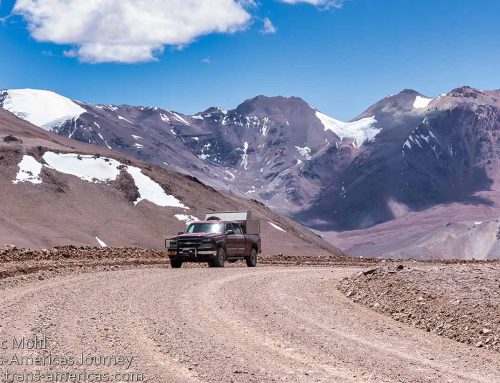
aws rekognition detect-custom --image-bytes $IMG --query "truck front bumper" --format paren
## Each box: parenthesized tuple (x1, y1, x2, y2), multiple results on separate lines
(167, 249, 217, 261)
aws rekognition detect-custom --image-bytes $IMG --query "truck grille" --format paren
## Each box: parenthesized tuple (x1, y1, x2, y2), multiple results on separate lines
(177, 238, 202, 249)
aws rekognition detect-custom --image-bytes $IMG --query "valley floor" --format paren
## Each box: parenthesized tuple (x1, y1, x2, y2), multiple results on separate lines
(1, 255, 500, 382)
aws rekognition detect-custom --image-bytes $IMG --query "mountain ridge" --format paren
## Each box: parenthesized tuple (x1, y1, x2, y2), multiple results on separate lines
(2, 86, 499, 237)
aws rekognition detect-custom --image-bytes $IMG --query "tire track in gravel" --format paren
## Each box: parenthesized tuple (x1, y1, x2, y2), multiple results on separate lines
(1, 267, 500, 383)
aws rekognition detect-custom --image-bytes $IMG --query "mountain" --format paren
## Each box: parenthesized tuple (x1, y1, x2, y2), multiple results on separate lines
(0, 89, 86, 130)
(299, 87, 500, 230)
(0, 89, 379, 217)
(0, 106, 341, 257)
(2, 86, 500, 237)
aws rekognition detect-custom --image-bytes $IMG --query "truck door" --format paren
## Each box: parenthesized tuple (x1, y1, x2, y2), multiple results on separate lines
(232, 224, 246, 256)
(225, 223, 236, 256)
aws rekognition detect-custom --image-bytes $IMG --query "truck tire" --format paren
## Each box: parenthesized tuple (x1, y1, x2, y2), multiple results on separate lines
(245, 248, 257, 267)
(208, 247, 225, 268)
(170, 259, 183, 268)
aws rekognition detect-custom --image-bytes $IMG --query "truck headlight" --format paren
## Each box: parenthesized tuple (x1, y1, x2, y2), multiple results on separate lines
(200, 239, 214, 248)
(169, 240, 177, 248)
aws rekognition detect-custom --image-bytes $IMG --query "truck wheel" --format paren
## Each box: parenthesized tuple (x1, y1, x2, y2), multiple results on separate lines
(246, 248, 257, 267)
(170, 259, 183, 268)
(209, 247, 225, 268)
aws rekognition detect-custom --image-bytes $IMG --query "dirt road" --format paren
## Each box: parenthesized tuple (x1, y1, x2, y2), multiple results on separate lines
(1, 267, 500, 383)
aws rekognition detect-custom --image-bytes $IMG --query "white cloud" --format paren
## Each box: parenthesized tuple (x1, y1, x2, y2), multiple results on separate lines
(279, 0, 345, 9)
(13, 0, 252, 63)
(261, 17, 277, 34)
(201, 56, 212, 64)
(239, 0, 258, 7)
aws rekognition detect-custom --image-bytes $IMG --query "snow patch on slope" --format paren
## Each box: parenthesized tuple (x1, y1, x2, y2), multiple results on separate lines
(403, 129, 440, 154)
(12, 155, 43, 184)
(175, 214, 199, 225)
(294, 146, 311, 160)
(413, 96, 434, 109)
(97, 132, 112, 149)
(172, 112, 190, 125)
(224, 170, 235, 180)
(126, 166, 188, 208)
(39, 152, 188, 209)
(43, 152, 122, 183)
(118, 115, 134, 125)
(198, 143, 212, 161)
(268, 222, 286, 232)
(96, 237, 107, 247)
(261, 117, 270, 136)
(315, 111, 379, 147)
(240, 142, 249, 170)
(2, 89, 86, 130)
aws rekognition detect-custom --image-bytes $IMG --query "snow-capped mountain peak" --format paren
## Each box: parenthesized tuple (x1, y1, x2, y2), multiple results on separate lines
(0, 89, 86, 130)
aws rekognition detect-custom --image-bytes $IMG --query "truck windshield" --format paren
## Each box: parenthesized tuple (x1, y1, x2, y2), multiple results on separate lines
(185, 223, 223, 234)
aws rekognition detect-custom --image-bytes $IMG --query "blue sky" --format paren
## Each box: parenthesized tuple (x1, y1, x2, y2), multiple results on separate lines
(1, 0, 499, 120)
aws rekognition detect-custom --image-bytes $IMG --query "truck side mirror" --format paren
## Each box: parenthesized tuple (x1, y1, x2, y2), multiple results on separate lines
(226, 229, 235, 235)
(177, 231, 184, 235)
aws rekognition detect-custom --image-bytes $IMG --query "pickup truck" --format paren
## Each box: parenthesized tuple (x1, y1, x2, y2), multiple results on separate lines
(166, 211, 261, 268)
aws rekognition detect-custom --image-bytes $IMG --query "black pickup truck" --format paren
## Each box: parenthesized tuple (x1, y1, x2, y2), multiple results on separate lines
(166, 212, 261, 268)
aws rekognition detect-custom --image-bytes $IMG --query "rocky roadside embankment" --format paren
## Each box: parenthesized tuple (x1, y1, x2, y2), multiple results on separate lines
(339, 262, 500, 352)
(0, 245, 375, 282)
(0, 245, 169, 280)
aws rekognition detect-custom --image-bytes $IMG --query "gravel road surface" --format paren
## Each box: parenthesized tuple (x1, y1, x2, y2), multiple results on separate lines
(1, 267, 500, 383)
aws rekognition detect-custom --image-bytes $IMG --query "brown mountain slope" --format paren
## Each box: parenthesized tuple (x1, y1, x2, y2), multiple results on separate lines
(0, 109, 341, 256)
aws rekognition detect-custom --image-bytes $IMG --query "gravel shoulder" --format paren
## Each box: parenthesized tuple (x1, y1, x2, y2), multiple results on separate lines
(339, 262, 500, 353)
(1, 265, 500, 382)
